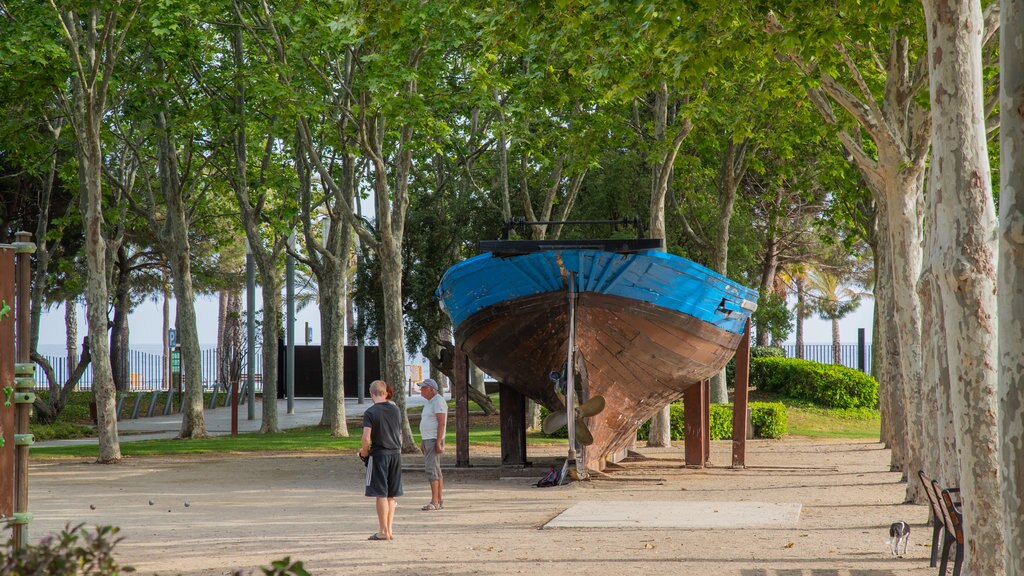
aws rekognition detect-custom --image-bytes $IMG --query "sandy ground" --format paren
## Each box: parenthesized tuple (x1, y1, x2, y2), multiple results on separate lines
(24, 437, 937, 576)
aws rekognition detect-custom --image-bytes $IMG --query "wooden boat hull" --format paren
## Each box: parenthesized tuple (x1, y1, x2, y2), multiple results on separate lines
(438, 249, 757, 470)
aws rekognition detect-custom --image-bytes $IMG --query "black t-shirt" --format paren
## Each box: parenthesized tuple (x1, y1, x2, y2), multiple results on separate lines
(362, 402, 402, 455)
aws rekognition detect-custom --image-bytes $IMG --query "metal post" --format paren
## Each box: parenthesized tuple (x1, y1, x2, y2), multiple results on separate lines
(286, 234, 295, 415)
(13, 231, 35, 547)
(857, 328, 866, 373)
(246, 243, 256, 420)
(564, 273, 578, 477)
(357, 343, 365, 404)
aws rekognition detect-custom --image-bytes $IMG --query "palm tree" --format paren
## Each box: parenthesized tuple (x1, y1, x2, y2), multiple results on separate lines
(805, 268, 865, 364)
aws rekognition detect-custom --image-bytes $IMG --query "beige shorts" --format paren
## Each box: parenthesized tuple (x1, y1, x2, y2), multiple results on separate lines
(422, 439, 442, 481)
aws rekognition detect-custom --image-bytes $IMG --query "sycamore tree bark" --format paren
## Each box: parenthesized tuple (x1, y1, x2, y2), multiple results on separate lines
(708, 137, 751, 404)
(923, 0, 1006, 570)
(781, 27, 931, 501)
(230, 27, 286, 434)
(293, 137, 353, 437)
(998, 0, 1024, 570)
(144, 110, 208, 438)
(51, 1, 140, 463)
(647, 82, 693, 448)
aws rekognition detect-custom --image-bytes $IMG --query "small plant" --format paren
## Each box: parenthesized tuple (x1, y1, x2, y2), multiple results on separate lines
(233, 557, 311, 576)
(0, 523, 133, 575)
(0, 300, 10, 321)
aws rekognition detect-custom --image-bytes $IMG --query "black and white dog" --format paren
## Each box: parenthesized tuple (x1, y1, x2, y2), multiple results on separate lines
(887, 521, 911, 556)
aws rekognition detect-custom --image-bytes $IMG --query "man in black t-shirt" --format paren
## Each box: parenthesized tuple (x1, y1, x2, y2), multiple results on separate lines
(359, 380, 403, 540)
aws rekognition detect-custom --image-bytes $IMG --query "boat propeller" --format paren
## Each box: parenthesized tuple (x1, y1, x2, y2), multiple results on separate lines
(542, 393, 606, 446)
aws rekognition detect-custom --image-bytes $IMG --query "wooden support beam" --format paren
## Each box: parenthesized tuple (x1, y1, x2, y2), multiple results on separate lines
(454, 344, 470, 467)
(683, 381, 706, 467)
(702, 378, 711, 466)
(0, 248, 15, 522)
(499, 383, 528, 467)
(732, 319, 751, 468)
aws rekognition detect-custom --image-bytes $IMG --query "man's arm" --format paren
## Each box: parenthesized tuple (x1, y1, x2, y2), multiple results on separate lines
(359, 426, 372, 458)
(435, 402, 447, 454)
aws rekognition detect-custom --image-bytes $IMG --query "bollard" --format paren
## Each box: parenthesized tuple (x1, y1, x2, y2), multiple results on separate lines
(12, 231, 35, 548)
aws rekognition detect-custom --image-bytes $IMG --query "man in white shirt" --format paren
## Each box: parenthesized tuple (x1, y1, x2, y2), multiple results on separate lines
(418, 378, 447, 510)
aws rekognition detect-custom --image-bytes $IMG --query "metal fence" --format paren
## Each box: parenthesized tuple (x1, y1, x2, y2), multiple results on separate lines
(779, 343, 873, 372)
(33, 348, 264, 392)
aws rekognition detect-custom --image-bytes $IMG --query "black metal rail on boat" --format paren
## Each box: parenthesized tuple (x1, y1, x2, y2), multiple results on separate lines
(501, 216, 647, 240)
(485, 217, 661, 255)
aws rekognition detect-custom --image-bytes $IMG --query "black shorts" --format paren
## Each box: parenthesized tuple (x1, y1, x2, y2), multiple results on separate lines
(365, 452, 403, 498)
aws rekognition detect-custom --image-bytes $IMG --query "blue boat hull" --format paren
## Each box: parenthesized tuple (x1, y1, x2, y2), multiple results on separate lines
(437, 249, 758, 468)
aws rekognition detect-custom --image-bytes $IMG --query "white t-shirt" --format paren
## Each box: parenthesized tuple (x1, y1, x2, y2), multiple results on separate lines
(419, 394, 448, 440)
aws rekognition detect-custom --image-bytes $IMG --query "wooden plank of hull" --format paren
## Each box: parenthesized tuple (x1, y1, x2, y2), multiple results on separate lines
(455, 291, 743, 470)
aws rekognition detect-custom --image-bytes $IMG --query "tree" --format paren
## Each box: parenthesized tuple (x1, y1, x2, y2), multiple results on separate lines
(998, 0, 1024, 569)
(805, 268, 862, 364)
(766, 2, 933, 501)
(921, 0, 1006, 570)
(49, 0, 143, 462)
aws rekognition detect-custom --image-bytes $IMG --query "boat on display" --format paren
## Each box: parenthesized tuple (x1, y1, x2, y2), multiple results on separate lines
(436, 221, 758, 472)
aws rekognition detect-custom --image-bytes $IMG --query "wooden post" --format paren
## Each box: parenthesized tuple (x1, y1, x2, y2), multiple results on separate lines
(702, 378, 711, 466)
(732, 319, 751, 468)
(0, 247, 15, 526)
(13, 231, 34, 547)
(499, 383, 528, 467)
(683, 381, 706, 467)
(454, 344, 470, 467)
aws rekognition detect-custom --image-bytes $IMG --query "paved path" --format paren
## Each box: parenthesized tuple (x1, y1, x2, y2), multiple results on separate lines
(36, 394, 443, 447)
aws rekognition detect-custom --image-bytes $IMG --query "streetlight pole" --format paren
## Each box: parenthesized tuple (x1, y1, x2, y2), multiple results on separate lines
(286, 232, 296, 415)
(245, 239, 256, 420)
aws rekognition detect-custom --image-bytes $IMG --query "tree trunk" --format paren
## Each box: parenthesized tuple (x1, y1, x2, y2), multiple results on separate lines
(109, 245, 131, 393)
(316, 248, 349, 437)
(169, 246, 207, 438)
(217, 290, 228, 385)
(259, 274, 281, 433)
(643, 85, 693, 448)
(998, 0, 1024, 569)
(380, 238, 416, 450)
(79, 108, 121, 463)
(756, 236, 778, 347)
(65, 300, 78, 369)
(795, 277, 806, 359)
(925, 0, 1005, 568)
(831, 319, 841, 364)
(163, 284, 170, 387)
(875, 224, 905, 463)
(224, 290, 243, 389)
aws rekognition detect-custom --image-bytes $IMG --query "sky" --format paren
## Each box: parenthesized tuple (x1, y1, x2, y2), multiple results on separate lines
(35, 290, 875, 353)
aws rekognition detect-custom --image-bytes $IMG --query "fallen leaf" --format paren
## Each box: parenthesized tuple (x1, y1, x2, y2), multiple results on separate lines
(644, 543, 655, 549)
(784, 542, 795, 549)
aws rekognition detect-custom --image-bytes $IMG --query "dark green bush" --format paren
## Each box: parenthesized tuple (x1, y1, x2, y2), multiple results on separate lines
(751, 357, 878, 409)
(727, 346, 787, 387)
(635, 401, 787, 440)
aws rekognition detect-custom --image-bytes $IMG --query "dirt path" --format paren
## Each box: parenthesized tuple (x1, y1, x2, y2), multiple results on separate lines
(26, 438, 936, 575)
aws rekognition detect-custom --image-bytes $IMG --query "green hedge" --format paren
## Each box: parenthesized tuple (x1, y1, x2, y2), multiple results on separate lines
(751, 357, 878, 409)
(636, 402, 786, 440)
(544, 402, 787, 441)
(727, 346, 787, 387)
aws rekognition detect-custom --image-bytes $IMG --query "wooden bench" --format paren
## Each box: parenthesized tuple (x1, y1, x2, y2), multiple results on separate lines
(918, 470, 964, 576)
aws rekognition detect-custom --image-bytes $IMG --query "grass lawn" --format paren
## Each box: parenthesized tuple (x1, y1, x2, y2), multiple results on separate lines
(29, 416, 565, 459)
(29, 391, 879, 458)
(784, 404, 881, 438)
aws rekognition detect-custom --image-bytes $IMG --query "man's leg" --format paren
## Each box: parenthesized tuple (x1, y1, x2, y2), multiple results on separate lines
(430, 479, 441, 506)
(386, 497, 397, 539)
(375, 497, 388, 538)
